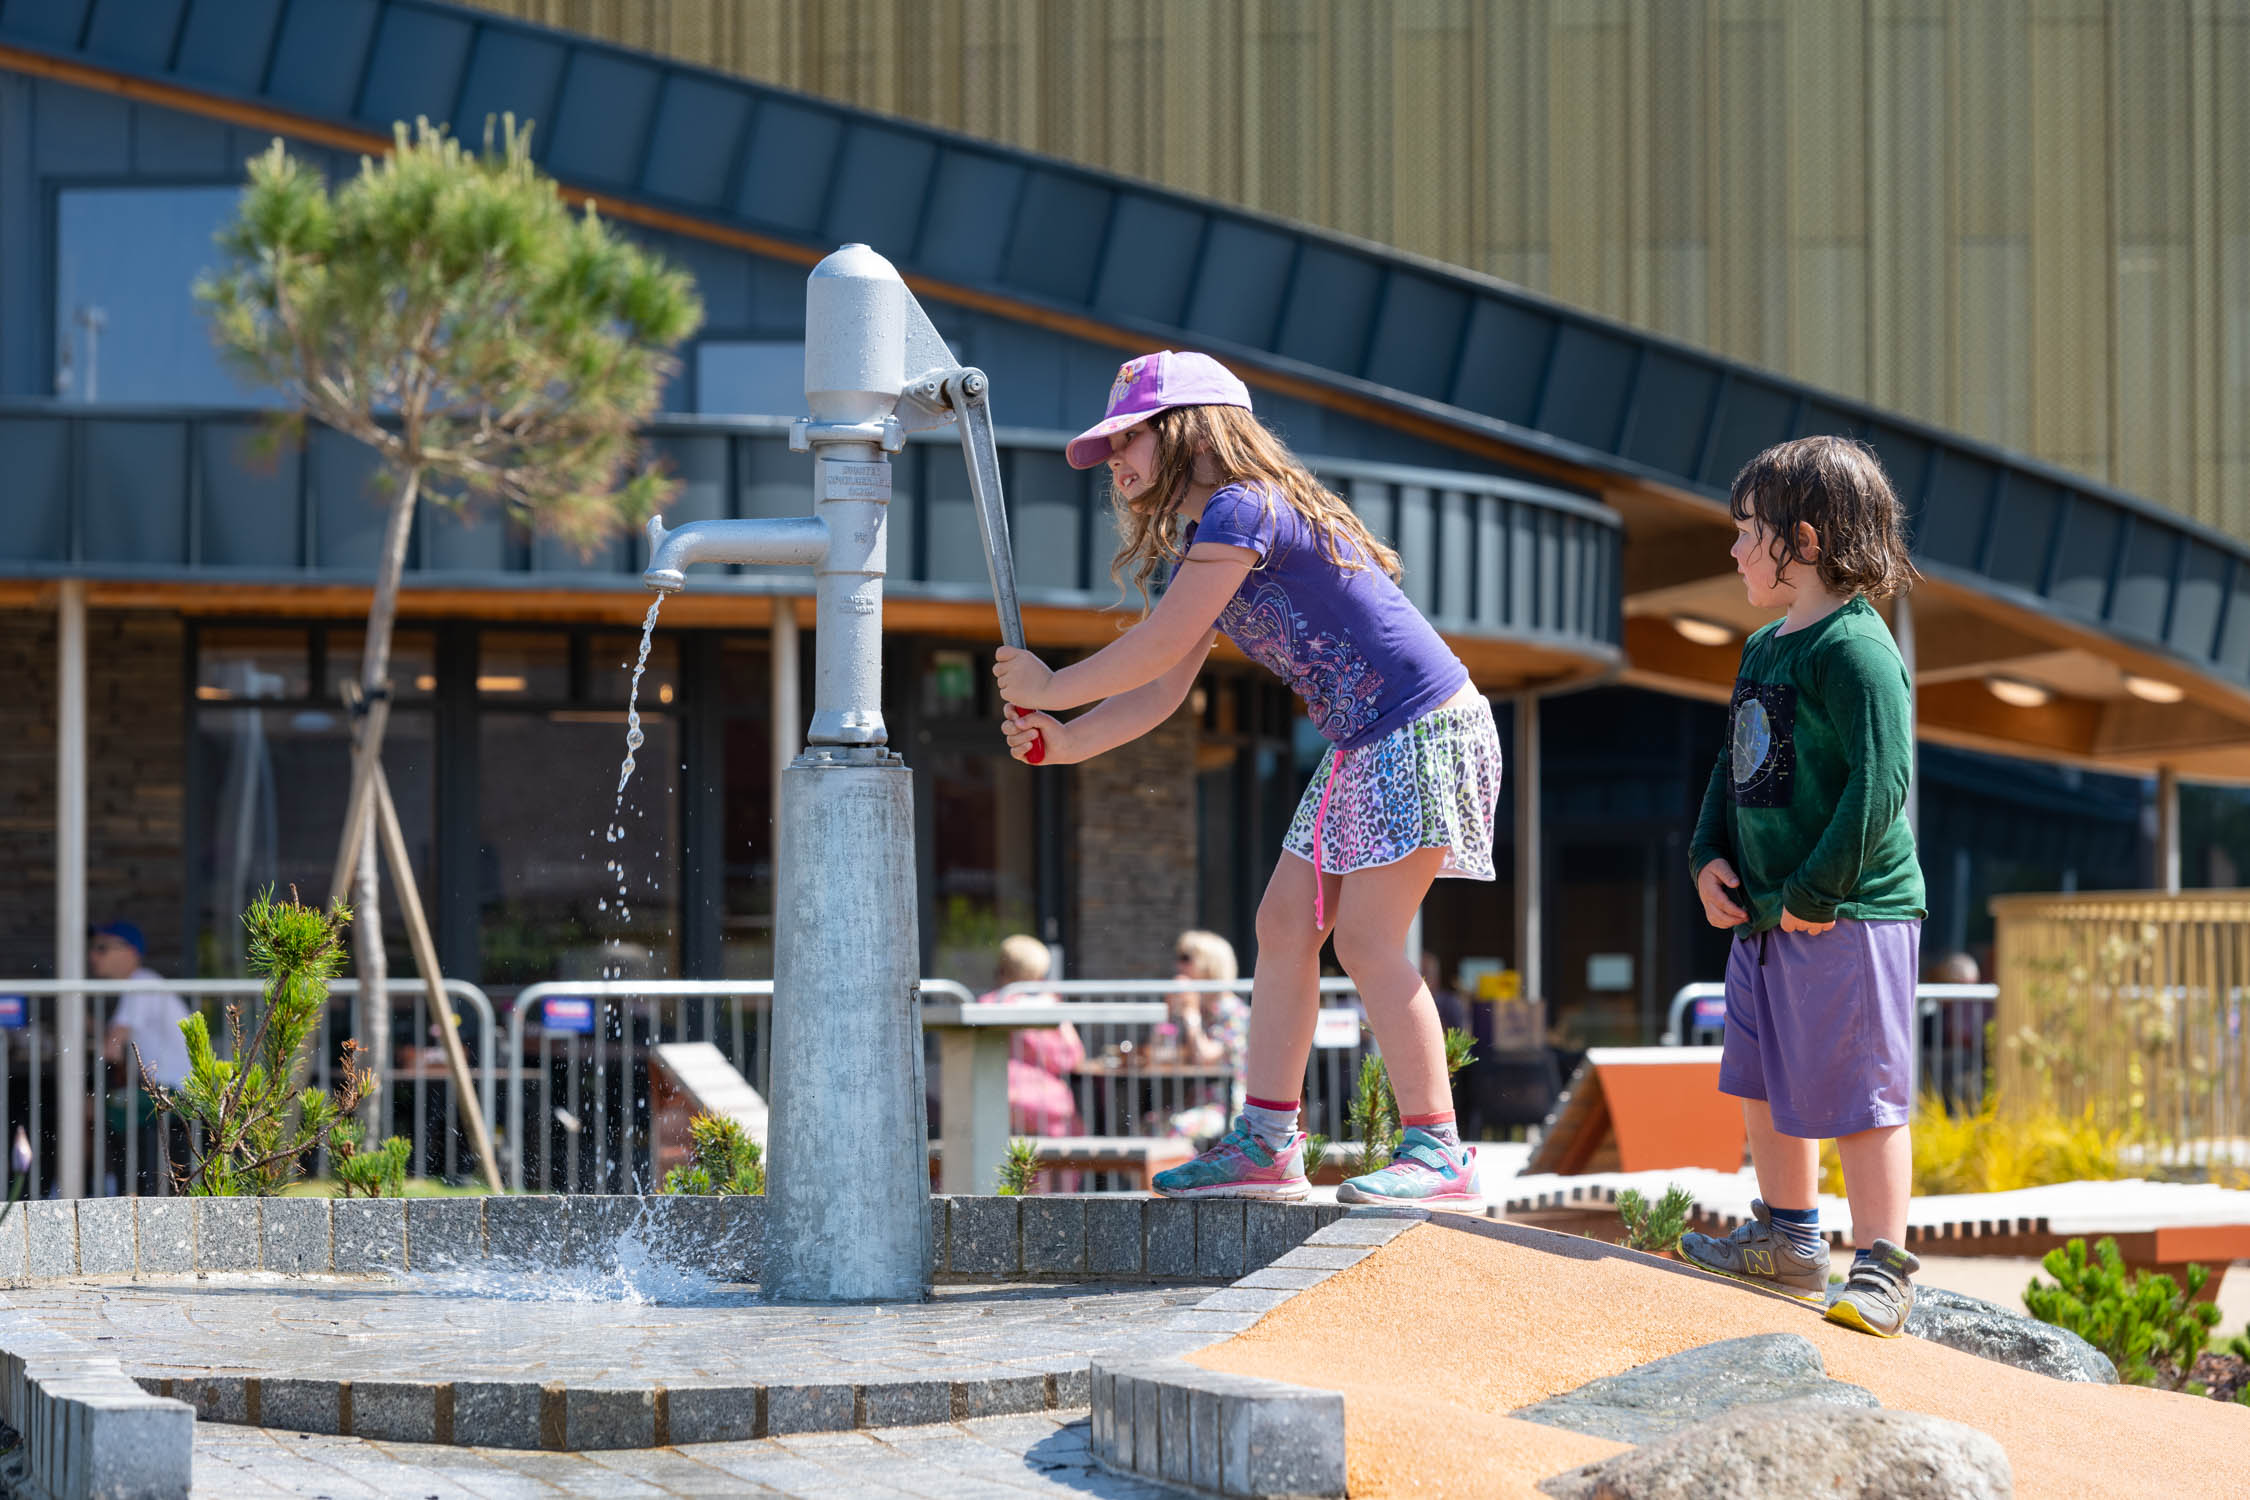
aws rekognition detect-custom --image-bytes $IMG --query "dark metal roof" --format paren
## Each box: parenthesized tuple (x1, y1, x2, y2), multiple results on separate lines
(3, 0, 2243, 686)
(0, 403, 1621, 662)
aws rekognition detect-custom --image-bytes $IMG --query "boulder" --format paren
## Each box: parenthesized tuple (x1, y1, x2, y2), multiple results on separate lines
(1903, 1284, 2118, 1384)
(1539, 1398, 2013, 1500)
(1512, 1334, 1878, 1444)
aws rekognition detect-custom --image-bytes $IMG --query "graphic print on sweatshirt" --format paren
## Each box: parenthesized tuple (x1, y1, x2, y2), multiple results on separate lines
(1219, 577, 1386, 742)
(1728, 678, 1798, 809)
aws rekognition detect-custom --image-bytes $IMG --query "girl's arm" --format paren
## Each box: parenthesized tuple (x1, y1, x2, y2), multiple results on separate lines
(1782, 635, 1914, 921)
(995, 543, 1252, 710)
(1001, 629, 1217, 765)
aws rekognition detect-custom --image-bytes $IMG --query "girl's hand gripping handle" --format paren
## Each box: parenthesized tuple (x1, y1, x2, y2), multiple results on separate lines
(993, 646, 1054, 763)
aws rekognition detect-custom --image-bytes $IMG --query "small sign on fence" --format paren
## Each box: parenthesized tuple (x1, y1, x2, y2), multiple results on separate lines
(0, 995, 23, 1029)
(1313, 1007, 1362, 1049)
(542, 995, 597, 1035)
(1693, 993, 1727, 1031)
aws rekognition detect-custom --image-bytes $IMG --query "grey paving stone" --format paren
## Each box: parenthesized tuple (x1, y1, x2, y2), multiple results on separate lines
(486, 1194, 567, 1263)
(135, 1198, 193, 1274)
(1084, 1196, 1143, 1276)
(75, 1196, 136, 1275)
(0, 1199, 25, 1278)
(665, 1383, 758, 1445)
(1236, 1265, 1336, 1292)
(260, 1377, 342, 1434)
(861, 1379, 952, 1428)
(405, 1196, 484, 1268)
(929, 1196, 949, 1276)
(451, 1380, 544, 1449)
(716, 1193, 764, 1281)
(564, 1383, 657, 1449)
(1272, 1245, 1372, 1271)
(766, 1382, 856, 1435)
(1133, 1372, 1161, 1479)
(349, 1379, 439, 1443)
(1221, 1382, 1347, 1498)
(332, 1197, 406, 1272)
(1052, 1365, 1090, 1409)
(197, 1198, 260, 1270)
(1159, 1379, 1192, 1486)
(957, 1372, 1048, 1419)
(1021, 1196, 1087, 1274)
(1306, 1215, 1421, 1247)
(1245, 1201, 1318, 1271)
(176, 1375, 250, 1425)
(1144, 1196, 1195, 1278)
(947, 1197, 1020, 1276)
(1190, 1383, 1223, 1493)
(1167, 1309, 1261, 1334)
(24, 1200, 77, 1277)
(1194, 1200, 1246, 1279)
(564, 1194, 646, 1268)
(1090, 1366, 1114, 1460)
(1194, 1285, 1299, 1316)
(261, 1197, 332, 1272)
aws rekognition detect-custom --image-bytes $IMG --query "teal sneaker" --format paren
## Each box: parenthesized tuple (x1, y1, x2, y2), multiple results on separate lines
(1336, 1127, 1482, 1208)
(1151, 1118, 1310, 1201)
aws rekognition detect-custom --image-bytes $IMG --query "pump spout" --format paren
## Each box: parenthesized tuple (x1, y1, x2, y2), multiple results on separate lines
(643, 513, 829, 591)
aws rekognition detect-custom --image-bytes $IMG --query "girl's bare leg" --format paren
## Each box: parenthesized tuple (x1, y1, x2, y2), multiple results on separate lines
(1330, 848, 1451, 1116)
(1242, 854, 1339, 1105)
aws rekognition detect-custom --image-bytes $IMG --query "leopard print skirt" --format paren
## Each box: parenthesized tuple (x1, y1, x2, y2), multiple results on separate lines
(1282, 696, 1503, 880)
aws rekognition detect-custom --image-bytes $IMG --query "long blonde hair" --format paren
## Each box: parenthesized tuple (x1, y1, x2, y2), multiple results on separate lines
(1108, 404, 1403, 613)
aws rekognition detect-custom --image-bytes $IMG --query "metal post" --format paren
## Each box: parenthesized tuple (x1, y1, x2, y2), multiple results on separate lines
(770, 601, 801, 827)
(1514, 692, 1542, 1007)
(1893, 590, 1918, 837)
(55, 581, 87, 1200)
(2158, 764, 2181, 895)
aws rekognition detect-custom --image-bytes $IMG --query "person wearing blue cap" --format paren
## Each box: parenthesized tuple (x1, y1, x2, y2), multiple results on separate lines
(92, 921, 190, 1193)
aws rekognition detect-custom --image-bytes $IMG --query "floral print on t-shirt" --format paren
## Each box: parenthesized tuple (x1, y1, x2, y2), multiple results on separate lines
(1218, 576, 1386, 742)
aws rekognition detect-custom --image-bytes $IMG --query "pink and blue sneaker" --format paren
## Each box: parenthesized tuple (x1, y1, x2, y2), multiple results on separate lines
(1336, 1126, 1482, 1208)
(1151, 1118, 1310, 1201)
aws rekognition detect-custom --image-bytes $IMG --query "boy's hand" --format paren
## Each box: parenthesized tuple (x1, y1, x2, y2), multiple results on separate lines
(1003, 706, 1074, 764)
(994, 646, 1060, 709)
(1778, 908, 1836, 936)
(1695, 859, 1748, 929)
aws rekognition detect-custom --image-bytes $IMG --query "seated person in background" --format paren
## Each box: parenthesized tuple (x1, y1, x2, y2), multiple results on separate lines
(976, 934, 1084, 1137)
(93, 920, 191, 1195)
(1162, 930, 1249, 1141)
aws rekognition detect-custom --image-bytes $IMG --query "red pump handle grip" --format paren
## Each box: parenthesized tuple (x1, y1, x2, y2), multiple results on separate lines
(1006, 705, 1046, 764)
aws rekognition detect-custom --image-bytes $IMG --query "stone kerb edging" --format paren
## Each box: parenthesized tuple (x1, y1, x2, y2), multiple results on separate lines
(0, 1193, 1352, 1287)
(1089, 1209, 1431, 1499)
(0, 1308, 193, 1500)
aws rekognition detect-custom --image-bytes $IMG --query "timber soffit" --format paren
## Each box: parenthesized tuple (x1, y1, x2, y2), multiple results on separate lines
(1, 0, 2244, 691)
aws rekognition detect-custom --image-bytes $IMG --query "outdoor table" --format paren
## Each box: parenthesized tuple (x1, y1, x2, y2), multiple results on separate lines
(919, 1000, 1165, 1195)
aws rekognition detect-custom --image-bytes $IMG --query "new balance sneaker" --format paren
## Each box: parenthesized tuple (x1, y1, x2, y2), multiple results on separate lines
(1151, 1118, 1310, 1201)
(1335, 1127, 1482, 1208)
(1676, 1199, 1832, 1305)
(1826, 1239, 1920, 1338)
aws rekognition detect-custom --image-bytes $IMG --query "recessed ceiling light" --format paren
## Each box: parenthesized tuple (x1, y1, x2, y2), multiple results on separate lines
(1671, 615, 1737, 648)
(1986, 676, 2053, 709)
(2123, 673, 2184, 705)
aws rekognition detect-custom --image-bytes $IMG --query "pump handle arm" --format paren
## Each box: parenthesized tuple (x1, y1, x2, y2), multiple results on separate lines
(943, 369, 1044, 764)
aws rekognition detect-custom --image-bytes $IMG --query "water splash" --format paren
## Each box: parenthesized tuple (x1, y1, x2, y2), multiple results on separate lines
(384, 1205, 761, 1306)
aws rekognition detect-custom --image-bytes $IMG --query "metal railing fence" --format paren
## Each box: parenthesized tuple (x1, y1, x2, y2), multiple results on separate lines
(1663, 980, 2002, 1113)
(0, 978, 495, 1196)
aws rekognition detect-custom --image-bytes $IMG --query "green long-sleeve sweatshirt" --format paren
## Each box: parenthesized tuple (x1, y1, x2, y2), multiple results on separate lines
(1689, 595, 1926, 931)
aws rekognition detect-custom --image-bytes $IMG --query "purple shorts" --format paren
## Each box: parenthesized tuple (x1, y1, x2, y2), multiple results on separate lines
(1718, 918, 1921, 1140)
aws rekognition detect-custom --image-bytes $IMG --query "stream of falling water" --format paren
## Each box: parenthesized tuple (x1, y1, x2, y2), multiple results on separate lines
(590, 595, 665, 1192)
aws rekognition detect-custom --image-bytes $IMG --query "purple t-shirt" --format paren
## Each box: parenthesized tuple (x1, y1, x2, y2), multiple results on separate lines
(1186, 483, 1468, 750)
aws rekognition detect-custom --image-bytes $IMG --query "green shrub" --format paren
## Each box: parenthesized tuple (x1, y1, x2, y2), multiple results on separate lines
(1342, 1026, 1476, 1174)
(1819, 1095, 2120, 1198)
(1616, 1184, 1696, 1254)
(660, 1113, 764, 1196)
(2022, 1236, 2221, 1390)
(994, 1138, 1040, 1196)
(332, 1127, 411, 1198)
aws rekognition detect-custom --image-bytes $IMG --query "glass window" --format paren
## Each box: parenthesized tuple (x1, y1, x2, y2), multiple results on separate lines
(324, 629, 437, 701)
(477, 632, 570, 701)
(196, 626, 311, 702)
(923, 749, 1036, 988)
(54, 187, 279, 406)
(587, 630, 679, 707)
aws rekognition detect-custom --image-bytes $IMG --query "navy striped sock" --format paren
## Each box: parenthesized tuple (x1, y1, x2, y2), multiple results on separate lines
(1767, 1203, 1824, 1254)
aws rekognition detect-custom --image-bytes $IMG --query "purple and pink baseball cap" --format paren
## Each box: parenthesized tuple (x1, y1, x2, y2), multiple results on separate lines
(1065, 351, 1254, 469)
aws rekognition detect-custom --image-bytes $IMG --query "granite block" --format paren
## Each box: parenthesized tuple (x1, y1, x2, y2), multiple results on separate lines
(197, 1198, 260, 1270)
(1194, 1286, 1298, 1315)
(1089, 1366, 1113, 1459)
(860, 1379, 951, 1428)
(451, 1381, 543, 1449)
(74, 1198, 136, 1276)
(664, 1384, 758, 1445)
(350, 1380, 438, 1443)
(1166, 1309, 1260, 1334)
(24, 1201, 77, 1278)
(406, 1197, 484, 1268)
(1221, 1382, 1347, 1498)
(175, 1375, 250, 1425)
(1245, 1201, 1317, 1272)
(1194, 1200, 1246, 1280)
(0, 1200, 25, 1279)
(1134, 1372, 1162, 1477)
(332, 1197, 406, 1272)
(1272, 1245, 1372, 1271)
(947, 1196, 1020, 1276)
(1084, 1195, 1143, 1276)
(1144, 1196, 1195, 1278)
(259, 1377, 341, 1434)
(1237, 1265, 1337, 1292)
(1190, 1383, 1223, 1493)
(564, 1384, 656, 1449)
(765, 1382, 855, 1435)
(135, 1199, 193, 1274)
(1306, 1214, 1421, 1247)
(261, 1197, 331, 1273)
(74, 1391, 194, 1499)
(1053, 1365, 1090, 1408)
(564, 1194, 645, 1268)
(928, 1197, 949, 1275)
(1160, 1378, 1192, 1485)
(485, 1194, 566, 1263)
(716, 1193, 764, 1282)
(1111, 1370, 1139, 1473)
(958, 1372, 1047, 1419)
(1021, 1196, 1087, 1274)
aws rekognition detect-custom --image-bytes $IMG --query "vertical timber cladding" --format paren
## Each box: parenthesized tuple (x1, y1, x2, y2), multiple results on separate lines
(1071, 702, 1198, 981)
(0, 608, 184, 977)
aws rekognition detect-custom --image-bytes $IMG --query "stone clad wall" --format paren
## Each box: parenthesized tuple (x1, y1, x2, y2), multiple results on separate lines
(0, 608, 185, 977)
(1071, 704, 1198, 980)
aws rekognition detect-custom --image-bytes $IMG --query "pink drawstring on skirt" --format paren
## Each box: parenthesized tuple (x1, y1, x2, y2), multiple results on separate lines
(1310, 749, 1346, 929)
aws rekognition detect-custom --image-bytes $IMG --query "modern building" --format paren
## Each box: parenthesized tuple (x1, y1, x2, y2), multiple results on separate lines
(4, 1, 2246, 1063)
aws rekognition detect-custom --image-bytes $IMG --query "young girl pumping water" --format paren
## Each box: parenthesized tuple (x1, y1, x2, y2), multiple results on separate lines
(994, 352, 1502, 1206)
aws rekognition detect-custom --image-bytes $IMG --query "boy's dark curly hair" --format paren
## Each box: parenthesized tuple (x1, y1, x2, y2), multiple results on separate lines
(1728, 436, 1919, 600)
